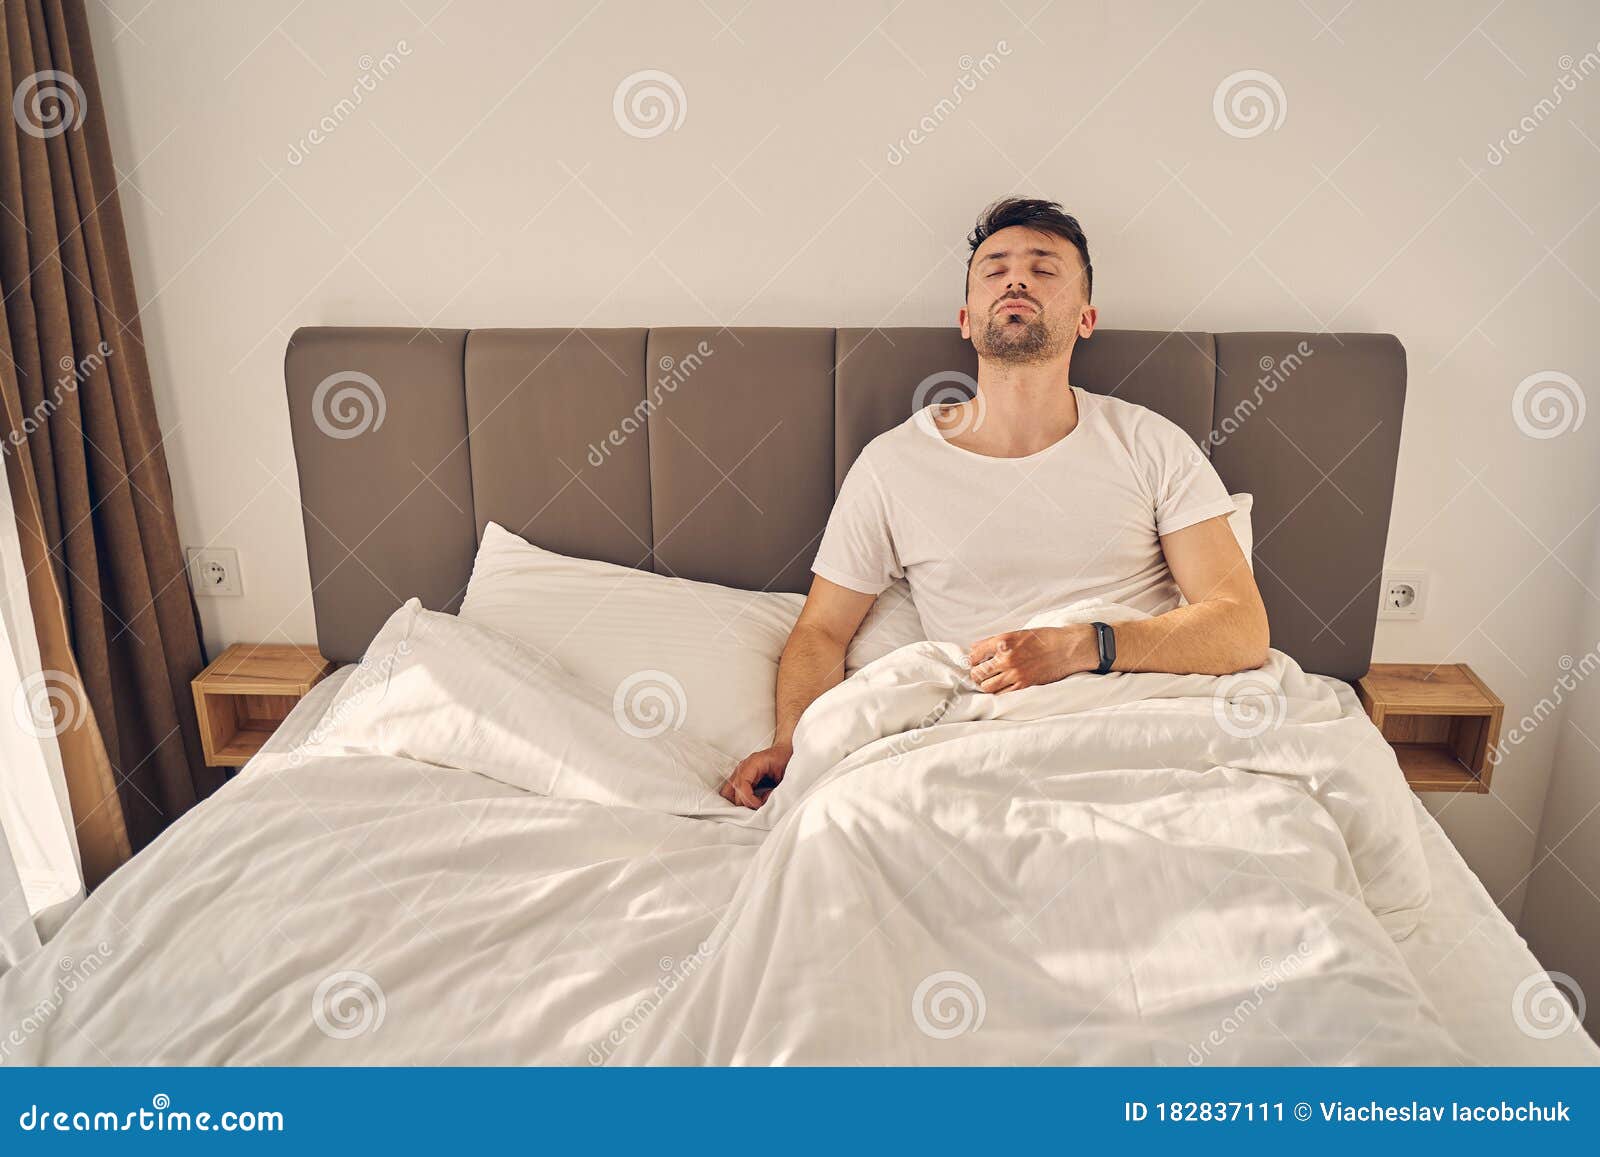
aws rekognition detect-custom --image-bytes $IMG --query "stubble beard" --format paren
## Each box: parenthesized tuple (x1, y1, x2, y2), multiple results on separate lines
(976, 312, 1067, 365)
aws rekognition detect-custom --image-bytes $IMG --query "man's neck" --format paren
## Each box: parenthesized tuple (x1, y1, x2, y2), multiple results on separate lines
(948, 354, 1078, 457)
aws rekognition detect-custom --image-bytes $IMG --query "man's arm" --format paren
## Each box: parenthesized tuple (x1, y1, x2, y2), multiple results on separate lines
(968, 514, 1269, 691)
(720, 576, 876, 807)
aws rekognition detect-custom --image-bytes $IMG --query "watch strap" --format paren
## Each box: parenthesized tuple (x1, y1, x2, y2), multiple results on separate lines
(1090, 621, 1116, 675)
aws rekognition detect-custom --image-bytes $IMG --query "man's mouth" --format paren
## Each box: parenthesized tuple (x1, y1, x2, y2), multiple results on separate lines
(996, 299, 1037, 316)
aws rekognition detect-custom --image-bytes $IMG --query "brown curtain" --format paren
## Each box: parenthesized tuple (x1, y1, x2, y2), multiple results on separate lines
(0, 0, 219, 881)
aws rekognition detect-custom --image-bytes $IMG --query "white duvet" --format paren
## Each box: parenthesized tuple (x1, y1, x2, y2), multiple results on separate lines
(0, 600, 1462, 1065)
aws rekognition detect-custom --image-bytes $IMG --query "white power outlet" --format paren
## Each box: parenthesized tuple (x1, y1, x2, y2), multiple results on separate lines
(186, 547, 242, 597)
(1379, 569, 1427, 621)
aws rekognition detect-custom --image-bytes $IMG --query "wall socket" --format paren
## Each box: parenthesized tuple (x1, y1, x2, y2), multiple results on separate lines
(1379, 569, 1428, 621)
(186, 547, 242, 597)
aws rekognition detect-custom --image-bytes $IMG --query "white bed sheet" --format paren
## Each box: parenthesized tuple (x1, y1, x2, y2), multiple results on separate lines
(1400, 801, 1598, 1064)
(2, 659, 1594, 1066)
(281, 666, 1600, 1065)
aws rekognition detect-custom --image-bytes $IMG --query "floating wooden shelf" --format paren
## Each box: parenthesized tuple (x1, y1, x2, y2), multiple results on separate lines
(192, 644, 335, 768)
(1356, 663, 1503, 794)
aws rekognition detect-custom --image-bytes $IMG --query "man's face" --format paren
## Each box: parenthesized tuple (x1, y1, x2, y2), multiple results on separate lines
(960, 225, 1094, 365)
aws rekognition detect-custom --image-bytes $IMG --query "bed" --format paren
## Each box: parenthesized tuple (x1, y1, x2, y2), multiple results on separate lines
(0, 325, 1592, 1065)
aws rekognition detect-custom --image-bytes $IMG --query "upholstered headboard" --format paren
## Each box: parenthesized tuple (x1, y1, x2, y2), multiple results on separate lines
(284, 327, 1406, 679)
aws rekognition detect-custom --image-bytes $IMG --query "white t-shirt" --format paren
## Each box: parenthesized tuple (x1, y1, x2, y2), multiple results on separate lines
(812, 387, 1235, 645)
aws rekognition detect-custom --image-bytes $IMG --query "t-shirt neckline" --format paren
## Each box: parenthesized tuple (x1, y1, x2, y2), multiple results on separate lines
(915, 385, 1090, 464)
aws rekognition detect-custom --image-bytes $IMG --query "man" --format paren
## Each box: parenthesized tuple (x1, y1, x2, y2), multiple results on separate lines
(720, 197, 1269, 809)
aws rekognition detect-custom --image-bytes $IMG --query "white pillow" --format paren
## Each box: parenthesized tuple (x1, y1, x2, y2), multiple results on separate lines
(305, 599, 734, 815)
(460, 523, 803, 759)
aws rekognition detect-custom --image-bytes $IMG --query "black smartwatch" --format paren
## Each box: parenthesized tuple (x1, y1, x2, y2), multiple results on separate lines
(1090, 621, 1116, 675)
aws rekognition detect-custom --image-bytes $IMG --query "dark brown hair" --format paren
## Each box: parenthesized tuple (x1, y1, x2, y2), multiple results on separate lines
(966, 197, 1092, 301)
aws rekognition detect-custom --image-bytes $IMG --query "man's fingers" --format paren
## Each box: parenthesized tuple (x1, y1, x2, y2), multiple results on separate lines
(970, 652, 1000, 678)
(978, 669, 1012, 694)
(726, 769, 758, 809)
(973, 652, 1013, 682)
(968, 634, 1015, 667)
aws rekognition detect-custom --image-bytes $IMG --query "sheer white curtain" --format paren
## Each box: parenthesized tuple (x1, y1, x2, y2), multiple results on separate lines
(0, 469, 83, 968)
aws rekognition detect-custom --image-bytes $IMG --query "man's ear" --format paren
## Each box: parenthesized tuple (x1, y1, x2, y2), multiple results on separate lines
(958, 305, 970, 339)
(1078, 305, 1098, 339)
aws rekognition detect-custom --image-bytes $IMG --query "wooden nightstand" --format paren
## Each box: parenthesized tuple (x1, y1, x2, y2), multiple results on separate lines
(192, 644, 335, 767)
(1356, 663, 1504, 794)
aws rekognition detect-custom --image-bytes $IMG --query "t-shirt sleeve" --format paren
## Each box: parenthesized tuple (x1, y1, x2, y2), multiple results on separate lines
(1144, 414, 1236, 536)
(811, 452, 901, 595)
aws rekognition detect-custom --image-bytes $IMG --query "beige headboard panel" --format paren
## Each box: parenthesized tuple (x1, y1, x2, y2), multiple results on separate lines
(284, 326, 1406, 679)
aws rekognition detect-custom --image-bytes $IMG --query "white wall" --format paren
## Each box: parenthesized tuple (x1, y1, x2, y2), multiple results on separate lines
(1520, 527, 1600, 1034)
(85, 1, 1599, 926)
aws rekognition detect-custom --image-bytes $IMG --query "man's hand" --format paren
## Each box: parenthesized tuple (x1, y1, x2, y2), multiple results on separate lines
(720, 742, 795, 808)
(967, 626, 1096, 693)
